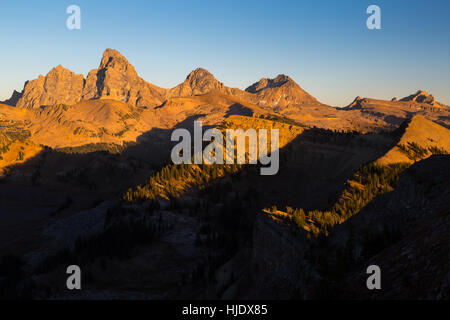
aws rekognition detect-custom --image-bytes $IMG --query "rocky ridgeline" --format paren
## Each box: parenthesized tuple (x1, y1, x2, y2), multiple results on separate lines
(16, 65, 84, 109)
(245, 74, 320, 109)
(167, 68, 231, 97)
(246, 155, 450, 299)
(4, 49, 323, 110)
(11, 49, 166, 109)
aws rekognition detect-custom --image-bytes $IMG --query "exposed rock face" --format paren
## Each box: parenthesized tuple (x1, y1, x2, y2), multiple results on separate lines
(12, 49, 166, 109)
(166, 68, 254, 104)
(342, 93, 450, 129)
(345, 96, 363, 108)
(401, 90, 436, 105)
(168, 68, 227, 97)
(246, 74, 291, 93)
(15, 65, 84, 109)
(249, 211, 317, 299)
(82, 49, 166, 107)
(10, 56, 323, 110)
(245, 74, 319, 109)
(1, 90, 23, 106)
(332, 155, 450, 299)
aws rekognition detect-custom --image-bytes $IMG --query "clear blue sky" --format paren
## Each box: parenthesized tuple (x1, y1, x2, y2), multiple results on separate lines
(0, 0, 449, 106)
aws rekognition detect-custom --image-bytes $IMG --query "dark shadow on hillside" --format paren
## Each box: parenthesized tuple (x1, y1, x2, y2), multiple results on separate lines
(0, 115, 409, 299)
(224, 103, 254, 118)
(0, 118, 398, 221)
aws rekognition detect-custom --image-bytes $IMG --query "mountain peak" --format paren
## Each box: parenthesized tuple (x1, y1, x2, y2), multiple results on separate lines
(244, 74, 319, 108)
(400, 90, 436, 105)
(167, 68, 224, 97)
(344, 96, 364, 109)
(48, 64, 78, 76)
(81, 49, 164, 107)
(186, 68, 214, 80)
(273, 74, 292, 84)
(98, 48, 135, 73)
(245, 74, 295, 94)
(15, 64, 84, 109)
(101, 48, 128, 62)
(1, 90, 23, 106)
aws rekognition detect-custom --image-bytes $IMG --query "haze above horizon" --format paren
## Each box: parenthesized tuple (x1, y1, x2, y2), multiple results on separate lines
(1, 0, 449, 106)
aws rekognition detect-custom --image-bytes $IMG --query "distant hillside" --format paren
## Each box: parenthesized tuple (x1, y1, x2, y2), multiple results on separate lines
(123, 115, 305, 202)
(331, 155, 450, 299)
(344, 93, 450, 129)
(0, 117, 41, 174)
(2, 49, 449, 145)
(268, 116, 450, 236)
(377, 115, 450, 165)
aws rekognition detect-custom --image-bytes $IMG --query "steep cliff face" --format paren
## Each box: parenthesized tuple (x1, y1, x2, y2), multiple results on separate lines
(82, 49, 166, 107)
(332, 155, 450, 299)
(248, 211, 317, 299)
(15, 65, 84, 109)
(1, 90, 22, 106)
(400, 90, 437, 105)
(12, 49, 167, 109)
(10, 52, 323, 111)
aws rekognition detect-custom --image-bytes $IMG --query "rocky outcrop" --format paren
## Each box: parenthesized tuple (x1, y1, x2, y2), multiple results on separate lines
(345, 96, 363, 109)
(401, 90, 436, 105)
(1, 90, 23, 106)
(9, 55, 323, 110)
(245, 74, 320, 109)
(15, 65, 84, 109)
(166, 68, 254, 104)
(82, 49, 166, 108)
(12, 49, 166, 109)
(246, 74, 292, 93)
(248, 212, 318, 299)
(168, 68, 228, 97)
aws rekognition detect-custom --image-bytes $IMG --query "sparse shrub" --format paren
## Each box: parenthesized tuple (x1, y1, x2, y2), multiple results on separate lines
(17, 150, 25, 161)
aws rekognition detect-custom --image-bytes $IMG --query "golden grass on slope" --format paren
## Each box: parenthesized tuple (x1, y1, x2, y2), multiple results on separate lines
(124, 115, 305, 202)
(0, 100, 150, 148)
(265, 116, 450, 237)
(0, 140, 42, 174)
(0, 91, 275, 150)
(222, 115, 305, 149)
(377, 115, 450, 166)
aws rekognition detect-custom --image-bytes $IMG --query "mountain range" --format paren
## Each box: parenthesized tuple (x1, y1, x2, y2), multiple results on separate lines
(0, 49, 448, 300)
(0, 49, 448, 156)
